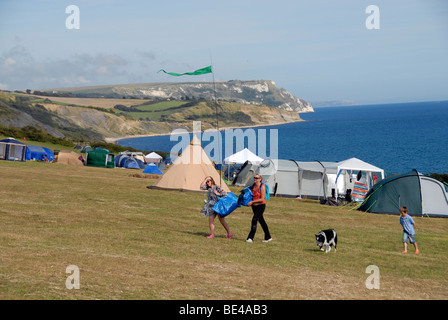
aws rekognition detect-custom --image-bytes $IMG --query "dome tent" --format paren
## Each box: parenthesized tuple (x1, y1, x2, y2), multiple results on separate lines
(143, 163, 163, 175)
(358, 170, 448, 218)
(25, 145, 55, 162)
(123, 157, 145, 169)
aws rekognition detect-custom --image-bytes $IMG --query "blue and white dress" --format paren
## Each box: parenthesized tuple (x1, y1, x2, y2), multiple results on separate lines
(200, 185, 226, 217)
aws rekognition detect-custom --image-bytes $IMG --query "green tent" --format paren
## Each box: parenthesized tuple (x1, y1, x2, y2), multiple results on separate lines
(86, 148, 115, 168)
(358, 169, 448, 217)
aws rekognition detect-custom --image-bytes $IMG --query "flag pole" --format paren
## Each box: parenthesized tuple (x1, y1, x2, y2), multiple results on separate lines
(209, 55, 222, 186)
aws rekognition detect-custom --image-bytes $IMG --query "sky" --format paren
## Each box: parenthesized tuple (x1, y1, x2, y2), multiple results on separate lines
(0, 0, 447, 105)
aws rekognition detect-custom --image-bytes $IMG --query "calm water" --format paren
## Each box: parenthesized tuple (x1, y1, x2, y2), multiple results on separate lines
(117, 101, 448, 174)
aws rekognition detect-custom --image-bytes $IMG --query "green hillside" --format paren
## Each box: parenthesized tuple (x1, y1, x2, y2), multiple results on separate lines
(0, 90, 303, 145)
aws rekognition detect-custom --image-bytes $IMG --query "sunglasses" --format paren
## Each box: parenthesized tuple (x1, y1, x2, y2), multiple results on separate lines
(254, 177, 261, 180)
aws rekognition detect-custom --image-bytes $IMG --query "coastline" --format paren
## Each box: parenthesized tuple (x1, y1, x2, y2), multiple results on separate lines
(105, 118, 305, 144)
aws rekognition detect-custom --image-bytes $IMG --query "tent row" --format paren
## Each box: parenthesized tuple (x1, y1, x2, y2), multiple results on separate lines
(233, 157, 384, 202)
(0, 138, 164, 174)
(147, 139, 384, 209)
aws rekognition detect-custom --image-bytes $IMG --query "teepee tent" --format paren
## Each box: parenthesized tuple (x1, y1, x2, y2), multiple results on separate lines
(148, 135, 230, 193)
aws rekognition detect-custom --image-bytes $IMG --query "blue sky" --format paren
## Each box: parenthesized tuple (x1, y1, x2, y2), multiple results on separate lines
(0, 0, 447, 105)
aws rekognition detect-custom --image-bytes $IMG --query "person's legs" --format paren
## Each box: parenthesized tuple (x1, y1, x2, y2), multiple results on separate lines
(208, 214, 216, 238)
(247, 211, 259, 241)
(409, 234, 419, 253)
(218, 215, 232, 238)
(402, 232, 408, 253)
(258, 214, 271, 240)
(247, 205, 269, 241)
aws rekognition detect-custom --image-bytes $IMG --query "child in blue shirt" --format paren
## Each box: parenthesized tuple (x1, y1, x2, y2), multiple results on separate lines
(399, 206, 420, 254)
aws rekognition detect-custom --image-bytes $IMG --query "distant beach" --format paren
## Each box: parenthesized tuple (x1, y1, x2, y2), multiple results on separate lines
(106, 118, 305, 144)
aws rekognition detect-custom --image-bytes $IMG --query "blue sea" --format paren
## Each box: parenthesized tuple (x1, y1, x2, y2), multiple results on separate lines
(117, 101, 448, 174)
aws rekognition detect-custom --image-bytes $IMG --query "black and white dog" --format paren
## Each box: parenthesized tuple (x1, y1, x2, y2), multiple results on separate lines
(315, 229, 337, 253)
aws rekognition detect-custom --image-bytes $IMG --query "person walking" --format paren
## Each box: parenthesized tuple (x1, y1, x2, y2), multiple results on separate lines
(246, 174, 272, 243)
(400, 206, 420, 254)
(200, 176, 233, 239)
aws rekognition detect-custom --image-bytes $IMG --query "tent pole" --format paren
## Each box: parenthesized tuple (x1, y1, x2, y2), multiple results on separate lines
(210, 55, 222, 187)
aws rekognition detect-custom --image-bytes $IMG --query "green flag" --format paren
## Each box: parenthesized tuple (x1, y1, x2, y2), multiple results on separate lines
(159, 65, 212, 76)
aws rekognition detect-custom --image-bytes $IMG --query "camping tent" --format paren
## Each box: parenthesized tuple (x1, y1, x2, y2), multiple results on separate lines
(81, 145, 93, 153)
(25, 145, 55, 162)
(243, 159, 337, 199)
(224, 148, 264, 165)
(148, 135, 230, 193)
(143, 163, 164, 175)
(86, 148, 115, 168)
(296, 161, 331, 199)
(123, 157, 145, 169)
(55, 150, 84, 165)
(323, 158, 385, 200)
(144, 152, 163, 163)
(255, 159, 300, 197)
(115, 154, 128, 167)
(118, 151, 145, 163)
(115, 154, 145, 169)
(358, 170, 448, 217)
(233, 161, 260, 186)
(0, 138, 26, 161)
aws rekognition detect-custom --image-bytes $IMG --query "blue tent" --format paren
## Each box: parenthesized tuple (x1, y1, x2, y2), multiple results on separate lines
(0, 138, 27, 161)
(123, 157, 145, 169)
(143, 163, 163, 175)
(26, 145, 55, 162)
(115, 154, 129, 167)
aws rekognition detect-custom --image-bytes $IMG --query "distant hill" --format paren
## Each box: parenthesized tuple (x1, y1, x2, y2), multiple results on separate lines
(45, 80, 314, 114)
(1, 82, 309, 143)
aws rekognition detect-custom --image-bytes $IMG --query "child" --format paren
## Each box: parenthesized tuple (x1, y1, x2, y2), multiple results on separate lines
(399, 206, 420, 254)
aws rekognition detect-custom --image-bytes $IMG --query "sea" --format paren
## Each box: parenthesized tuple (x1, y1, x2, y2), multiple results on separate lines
(117, 101, 448, 175)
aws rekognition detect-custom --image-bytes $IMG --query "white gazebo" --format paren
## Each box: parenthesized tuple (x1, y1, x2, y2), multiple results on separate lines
(323, 157, 385, 199)
(144, 152, 163, 163)
(224, 148, 264, 165)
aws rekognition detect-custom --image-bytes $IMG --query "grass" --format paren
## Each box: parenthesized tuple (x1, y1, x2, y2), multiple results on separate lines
(126, 101, 189, 121)
(0, 159, 447, 300)
(28, 95, 152, 109)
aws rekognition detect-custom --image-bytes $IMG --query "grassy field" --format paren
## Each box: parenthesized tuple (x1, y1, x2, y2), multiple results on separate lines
(30, 95, 152, 109)
(126, 101, 189, 121)
(0, 159, 447, 300)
